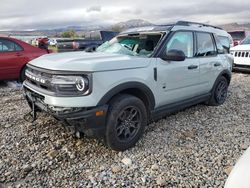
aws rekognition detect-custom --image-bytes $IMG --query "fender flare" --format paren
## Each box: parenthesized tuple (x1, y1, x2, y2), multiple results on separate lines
(97, 82, 155, 110)
(216, 69, 232, 84)
(211, 69, 232, 94)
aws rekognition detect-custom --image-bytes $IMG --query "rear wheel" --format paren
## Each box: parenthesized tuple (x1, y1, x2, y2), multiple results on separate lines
(105, 94, 147, 151)
(207, 76, 229, 106)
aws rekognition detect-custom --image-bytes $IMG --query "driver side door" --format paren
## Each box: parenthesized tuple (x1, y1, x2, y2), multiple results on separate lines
(155, 31, 203, 107)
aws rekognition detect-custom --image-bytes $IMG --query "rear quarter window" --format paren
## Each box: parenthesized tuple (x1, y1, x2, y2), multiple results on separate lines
(214, 35, 226, 54)
(218, 36, 230, 49)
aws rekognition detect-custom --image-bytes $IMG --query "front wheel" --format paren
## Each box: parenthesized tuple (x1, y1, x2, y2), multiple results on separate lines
(20, 66, 27, 82)
(207, 76, 229, 106)
(105, 94, 147, 151)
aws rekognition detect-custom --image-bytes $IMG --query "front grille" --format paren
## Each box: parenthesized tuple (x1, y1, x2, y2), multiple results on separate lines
(234, 51, 250, 58)
(25, 66, 53, 92)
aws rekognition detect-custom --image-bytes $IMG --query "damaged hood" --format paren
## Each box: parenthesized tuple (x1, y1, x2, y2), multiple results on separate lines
(28, 51, 150, 72)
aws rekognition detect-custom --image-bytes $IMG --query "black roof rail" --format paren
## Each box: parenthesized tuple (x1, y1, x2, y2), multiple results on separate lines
(176, 21, 223, 30)
(153, 23, 175, 27)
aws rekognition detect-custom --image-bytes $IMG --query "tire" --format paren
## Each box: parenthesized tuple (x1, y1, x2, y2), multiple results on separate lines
(207, 76, 229, 106)
(20, 66, 27, 82)
(105, 94, 147, 151)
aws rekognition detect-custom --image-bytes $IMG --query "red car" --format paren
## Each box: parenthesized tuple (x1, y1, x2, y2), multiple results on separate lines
(0, 36, 51, 81)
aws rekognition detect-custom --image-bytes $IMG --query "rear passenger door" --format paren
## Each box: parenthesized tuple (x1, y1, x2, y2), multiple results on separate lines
(195, 32, 223, 93)
(0, 38, 24, 80)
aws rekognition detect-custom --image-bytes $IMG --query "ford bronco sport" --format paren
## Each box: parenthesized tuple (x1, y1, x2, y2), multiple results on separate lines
(23, 21, 232, 151)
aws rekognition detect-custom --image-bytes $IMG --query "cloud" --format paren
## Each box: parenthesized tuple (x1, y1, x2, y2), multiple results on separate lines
(86, 5, 102, 12)
(0, 0, 249, 30)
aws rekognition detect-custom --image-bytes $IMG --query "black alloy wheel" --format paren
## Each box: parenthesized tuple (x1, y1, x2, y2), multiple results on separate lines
(105, 94, 147, 151)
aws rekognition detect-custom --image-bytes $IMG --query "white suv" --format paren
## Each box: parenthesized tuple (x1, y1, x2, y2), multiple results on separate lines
(23, 21, 232, 151)
(231, 35, 250, 71)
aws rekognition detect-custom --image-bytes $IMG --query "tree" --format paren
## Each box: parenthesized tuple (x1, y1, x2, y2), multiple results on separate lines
(60, 30, 78, 38)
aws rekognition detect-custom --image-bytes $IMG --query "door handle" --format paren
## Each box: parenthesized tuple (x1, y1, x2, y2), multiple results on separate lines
(188, 65, 198, 70)
(214, 62, 221, 67)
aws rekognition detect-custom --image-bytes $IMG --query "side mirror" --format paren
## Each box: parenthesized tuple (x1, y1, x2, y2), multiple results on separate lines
(161, 49, 186, 61)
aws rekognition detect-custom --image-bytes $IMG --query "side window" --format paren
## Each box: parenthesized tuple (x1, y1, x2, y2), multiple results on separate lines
(15, 43, 23, 51)
(218, 36, 230, 51)
(166, 31, 194, 58)
(196, 32, 216, 57)
(0, 41, 9, 52)
(214, 35, 225, 54)
(0, 39, 23, 52)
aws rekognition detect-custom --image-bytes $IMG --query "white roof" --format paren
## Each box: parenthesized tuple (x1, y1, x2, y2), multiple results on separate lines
(172, 25, 230, 37)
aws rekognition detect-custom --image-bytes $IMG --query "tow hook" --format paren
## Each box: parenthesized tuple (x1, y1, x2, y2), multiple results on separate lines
(24, 100, 37, 123)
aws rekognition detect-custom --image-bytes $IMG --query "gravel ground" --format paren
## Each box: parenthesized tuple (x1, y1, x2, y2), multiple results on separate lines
(0, 73, 250, 188)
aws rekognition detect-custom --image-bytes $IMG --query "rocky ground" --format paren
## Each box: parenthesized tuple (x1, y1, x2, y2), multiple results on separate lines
(0, 73, 250, 188)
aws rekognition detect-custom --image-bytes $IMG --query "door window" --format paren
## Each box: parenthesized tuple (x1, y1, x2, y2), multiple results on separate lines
(166, 31, 194, 58)
(0, 39, 23, 52)
(196, 33, 216, 57)
(214, 35, 225, 54)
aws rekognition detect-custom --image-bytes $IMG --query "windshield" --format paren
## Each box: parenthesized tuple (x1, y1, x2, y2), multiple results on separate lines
(97, 32, 164, 57)
(241, 35, 250, 45)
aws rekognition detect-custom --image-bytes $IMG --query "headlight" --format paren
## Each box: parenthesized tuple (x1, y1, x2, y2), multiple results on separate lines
(75, 77, 87, 91)
(51, 75, 91, 96)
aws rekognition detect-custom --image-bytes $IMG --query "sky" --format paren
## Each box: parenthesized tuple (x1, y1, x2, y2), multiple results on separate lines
(1, 0, 250, 30)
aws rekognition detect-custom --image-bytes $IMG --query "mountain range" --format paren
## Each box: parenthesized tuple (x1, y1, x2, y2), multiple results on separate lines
(1, 19, 250, 36)
(219, 23, 250, 31)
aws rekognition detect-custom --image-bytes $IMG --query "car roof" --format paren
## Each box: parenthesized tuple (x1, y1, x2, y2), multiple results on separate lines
(0, 35, 10, 38)
(0, 36, 23, 42)
(121, 21, 230, 38)
(120, 25, 173, 34)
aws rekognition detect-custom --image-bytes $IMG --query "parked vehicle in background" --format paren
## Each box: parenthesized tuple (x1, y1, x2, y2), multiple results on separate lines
(30, 37, 48, 47)
(228, 30, 247, 46)
(231, 35, 250, 72)
(49, 38, 57, 46)
(31, 38, 39, 46)
(37, 37, 49, 51)
(0, 36, 51, 81)
(23, 21, 232, 151)
(57, 31, 118, 52)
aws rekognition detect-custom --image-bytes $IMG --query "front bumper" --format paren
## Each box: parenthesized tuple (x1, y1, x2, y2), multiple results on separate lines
(233, 63, 250, 72)
(23, 86, 108, 138)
